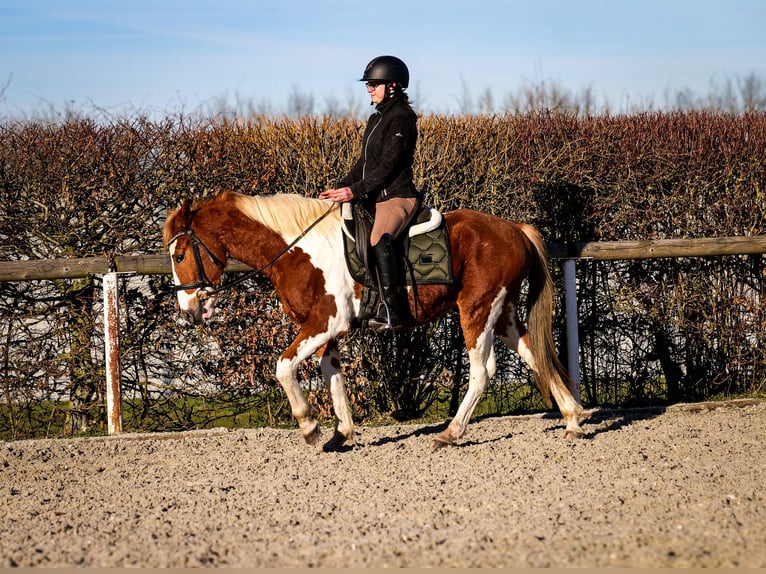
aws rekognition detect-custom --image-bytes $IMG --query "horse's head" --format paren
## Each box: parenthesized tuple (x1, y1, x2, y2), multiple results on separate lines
(163, 199, 227, 324)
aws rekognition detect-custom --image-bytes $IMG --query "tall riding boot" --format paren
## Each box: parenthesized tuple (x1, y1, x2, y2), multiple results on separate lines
(369, 234, 406, 330)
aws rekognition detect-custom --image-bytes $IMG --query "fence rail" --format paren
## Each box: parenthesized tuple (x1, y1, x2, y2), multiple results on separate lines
(1, 235, 764, 435)
(2, 236, 764, 282)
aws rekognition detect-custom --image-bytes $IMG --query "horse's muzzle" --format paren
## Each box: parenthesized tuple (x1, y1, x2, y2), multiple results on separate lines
(178, 291, 218, 324)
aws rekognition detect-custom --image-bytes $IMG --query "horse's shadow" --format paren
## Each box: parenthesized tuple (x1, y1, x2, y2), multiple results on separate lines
(581, 405, 667, 437)
(364, 421, 449, 448)
(361, 406, 668, 448)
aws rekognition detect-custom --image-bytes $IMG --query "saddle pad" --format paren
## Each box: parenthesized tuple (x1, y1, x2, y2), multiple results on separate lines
(343, 221, 453, 287)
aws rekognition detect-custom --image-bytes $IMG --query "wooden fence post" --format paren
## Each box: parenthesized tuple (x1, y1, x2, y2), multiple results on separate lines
(103, 272, 123, 434)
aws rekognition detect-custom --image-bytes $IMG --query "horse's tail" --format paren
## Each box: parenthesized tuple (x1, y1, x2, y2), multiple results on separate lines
(519, 223, 573, 408)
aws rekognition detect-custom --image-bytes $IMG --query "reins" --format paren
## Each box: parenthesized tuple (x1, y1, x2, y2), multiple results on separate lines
(170, 202, 338, 297)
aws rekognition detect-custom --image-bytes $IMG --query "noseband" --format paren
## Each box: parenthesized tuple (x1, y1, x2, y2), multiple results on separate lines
(168, 229, 226, 295)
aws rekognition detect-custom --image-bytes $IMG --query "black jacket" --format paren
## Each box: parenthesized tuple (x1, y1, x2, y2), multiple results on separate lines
(339, 94, 419, 204)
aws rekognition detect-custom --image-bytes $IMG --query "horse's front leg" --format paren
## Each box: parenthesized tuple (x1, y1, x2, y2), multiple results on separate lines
(318, 341, 355, 451)
(275, 335, 323, 446)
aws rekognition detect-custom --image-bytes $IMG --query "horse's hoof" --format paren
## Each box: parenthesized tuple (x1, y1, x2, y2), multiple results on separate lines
(322, 431, 353, 452)
(565, 429, 584, 440)
(303, 423, 321, 446)
(431, 436, 452, 451)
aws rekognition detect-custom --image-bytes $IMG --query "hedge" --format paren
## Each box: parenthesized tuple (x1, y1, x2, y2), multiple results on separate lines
(0, 111, 763, 439)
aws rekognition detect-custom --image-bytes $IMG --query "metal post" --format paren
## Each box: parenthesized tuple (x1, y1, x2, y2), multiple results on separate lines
(103, 272, 123, 434)
(563, 258, 581, 403)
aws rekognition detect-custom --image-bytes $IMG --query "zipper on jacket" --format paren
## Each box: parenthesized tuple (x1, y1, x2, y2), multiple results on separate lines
(361, 111, 382, 185)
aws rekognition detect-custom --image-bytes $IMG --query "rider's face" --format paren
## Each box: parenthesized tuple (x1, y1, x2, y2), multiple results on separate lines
(366, 81, 387, 104)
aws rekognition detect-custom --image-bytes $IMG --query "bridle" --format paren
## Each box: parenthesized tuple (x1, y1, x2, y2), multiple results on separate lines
(168, 228, 228, 295)
(168, 202, 338, 298)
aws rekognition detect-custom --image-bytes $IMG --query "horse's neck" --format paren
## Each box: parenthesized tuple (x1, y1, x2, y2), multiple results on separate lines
(216, 213, 288, 273)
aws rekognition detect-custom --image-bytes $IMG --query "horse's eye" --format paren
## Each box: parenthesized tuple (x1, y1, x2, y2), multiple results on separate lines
(174, 254, 185, 264)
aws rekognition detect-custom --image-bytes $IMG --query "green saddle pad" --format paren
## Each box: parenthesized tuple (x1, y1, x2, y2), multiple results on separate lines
(343, 220, 453, 287)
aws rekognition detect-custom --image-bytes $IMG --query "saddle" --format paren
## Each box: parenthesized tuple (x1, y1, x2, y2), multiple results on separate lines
(341, 201, 453, 289)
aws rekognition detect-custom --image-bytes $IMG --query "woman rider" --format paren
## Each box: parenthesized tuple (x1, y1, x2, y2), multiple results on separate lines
(320, 55, 421, 330)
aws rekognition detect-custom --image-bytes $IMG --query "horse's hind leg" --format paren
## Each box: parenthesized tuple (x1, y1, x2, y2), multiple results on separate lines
(433, 341, 492, 449)
(497, 307, 584, 439)
(434, 344, 497, 447)
(318, 341, 355, 451)
(486, 345, 497, 379)
(432, 292, 504, 449)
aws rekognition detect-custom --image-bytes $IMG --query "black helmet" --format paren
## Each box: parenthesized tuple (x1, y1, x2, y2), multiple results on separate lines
(360, 55, 409, 89)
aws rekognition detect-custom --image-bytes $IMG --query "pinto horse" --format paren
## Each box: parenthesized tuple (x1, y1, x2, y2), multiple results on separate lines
(163, 190, 584, 450)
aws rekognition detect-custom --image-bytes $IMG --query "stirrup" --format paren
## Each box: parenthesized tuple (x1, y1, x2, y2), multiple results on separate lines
(368, 304, 401, 331)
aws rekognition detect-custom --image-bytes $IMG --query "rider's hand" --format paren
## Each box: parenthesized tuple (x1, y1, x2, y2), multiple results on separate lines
(319, 187, 353, 203)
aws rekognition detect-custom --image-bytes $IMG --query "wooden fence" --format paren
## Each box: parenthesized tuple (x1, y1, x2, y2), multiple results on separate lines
(2, 236, 765, 282)
(2, 235, 765, 434)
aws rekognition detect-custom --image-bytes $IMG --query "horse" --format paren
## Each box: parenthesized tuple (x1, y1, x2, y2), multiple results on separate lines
(163, 190, 584, 451)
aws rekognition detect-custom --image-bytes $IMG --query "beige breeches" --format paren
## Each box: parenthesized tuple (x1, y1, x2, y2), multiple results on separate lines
(370, 197, 419, 246)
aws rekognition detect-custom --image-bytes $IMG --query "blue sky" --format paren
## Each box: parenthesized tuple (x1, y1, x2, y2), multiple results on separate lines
(1, 0, 764, 118)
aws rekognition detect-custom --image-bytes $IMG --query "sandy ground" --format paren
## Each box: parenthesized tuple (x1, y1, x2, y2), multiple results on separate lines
(1, 398, 764, 568)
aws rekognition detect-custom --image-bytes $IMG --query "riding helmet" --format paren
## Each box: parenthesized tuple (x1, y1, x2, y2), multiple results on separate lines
(360, 55, 409, 89)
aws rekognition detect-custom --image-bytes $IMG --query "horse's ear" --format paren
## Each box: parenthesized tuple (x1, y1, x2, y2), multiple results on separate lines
(165, 200, 190, 222)
(178, 199, 192, 224)
(163, 200, 191, 247)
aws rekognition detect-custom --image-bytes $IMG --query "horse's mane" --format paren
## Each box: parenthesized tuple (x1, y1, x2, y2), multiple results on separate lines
(163, 190, 340, 248)
(227, 191, 340, 239)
